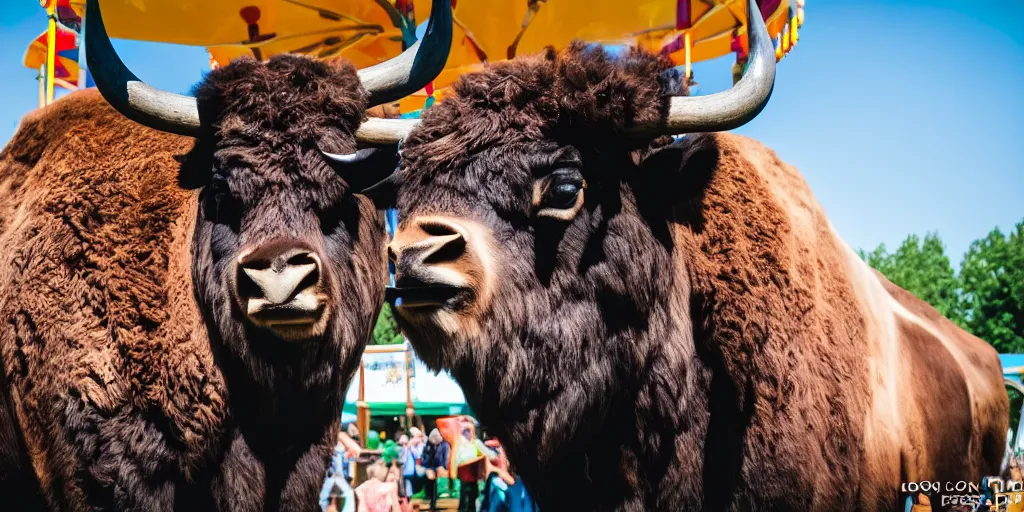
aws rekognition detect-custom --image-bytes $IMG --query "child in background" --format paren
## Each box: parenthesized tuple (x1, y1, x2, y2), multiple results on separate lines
(320, 431, 358, 512)
(453, 420, 498, 512)
(355, 461, 401, 512)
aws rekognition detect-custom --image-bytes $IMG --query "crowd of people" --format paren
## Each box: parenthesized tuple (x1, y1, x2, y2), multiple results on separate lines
(319, 419, 536, 512)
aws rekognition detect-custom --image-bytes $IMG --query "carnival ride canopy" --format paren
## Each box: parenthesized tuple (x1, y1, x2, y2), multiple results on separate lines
(23, 26, 92, 90)
(55, 0, 407, 69)
(55, 0, 803, 111)
(413, 0, 796, 93)
(23, 0, 94, 93)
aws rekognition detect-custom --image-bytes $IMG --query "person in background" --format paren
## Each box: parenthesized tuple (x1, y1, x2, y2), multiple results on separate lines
(502, 472, 536, 511)
(480, 439, 510, 512)
(320, 431, 359, 512)
(421, 429, 451, 512)
(385, 463, 413, 512)
(480, 438, 535, 512)
(401, 428, 426, 499)
(355, 460, 401, 512)
(396, 434, 409, 471)
(347, 423, 362, 446)
(454, 421, 497, 512)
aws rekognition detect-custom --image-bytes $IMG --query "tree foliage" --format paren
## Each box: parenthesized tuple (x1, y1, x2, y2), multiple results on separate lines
(859, 219, 1024, 353)
(372, 303, 404, 345)
(958, 222, 1024, 353)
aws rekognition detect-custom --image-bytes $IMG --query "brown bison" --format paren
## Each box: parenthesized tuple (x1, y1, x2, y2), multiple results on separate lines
(381, 2, 1009, 510)
(0, 0, 451, 510)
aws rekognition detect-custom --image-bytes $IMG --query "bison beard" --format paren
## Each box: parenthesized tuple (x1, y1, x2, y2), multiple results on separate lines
(389, 43, 1009, 511)
(0, 56, 388, 511)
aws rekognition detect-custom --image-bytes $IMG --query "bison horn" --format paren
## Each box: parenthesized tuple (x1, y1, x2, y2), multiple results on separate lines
(357, 0, 453, 108)
(85, 0, 450, 142)
(85, 0, 202, 137)
(321, 143, 401, 193)
(630, 0, 776, 136)
(353, 118, 421, 146)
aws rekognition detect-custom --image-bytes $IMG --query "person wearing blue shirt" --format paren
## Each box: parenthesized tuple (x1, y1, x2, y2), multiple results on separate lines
(401, 427, 426, 498)
(421, 429, 451, 512)
(319, 431, 355, 512)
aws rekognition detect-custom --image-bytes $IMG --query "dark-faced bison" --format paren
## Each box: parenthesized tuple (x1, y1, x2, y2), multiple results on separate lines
(382, 1, 1009, 510)
(0, 0, 451, 510)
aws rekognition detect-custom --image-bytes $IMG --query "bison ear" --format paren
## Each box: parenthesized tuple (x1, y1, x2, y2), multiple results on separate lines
(638, 133, 719, 202)
(320, 143, 400, 206)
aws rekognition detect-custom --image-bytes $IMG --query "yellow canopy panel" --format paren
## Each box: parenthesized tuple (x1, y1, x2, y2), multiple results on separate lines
(90, 1, 799, 68)
(89, 0, 404, 65)
(418, 0, 795, 71)
(397, 0, 801, 111)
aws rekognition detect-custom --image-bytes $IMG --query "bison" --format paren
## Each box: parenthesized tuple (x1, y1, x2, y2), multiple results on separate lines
(380, 2, 1009, 510)
(0, 0, 451, 510)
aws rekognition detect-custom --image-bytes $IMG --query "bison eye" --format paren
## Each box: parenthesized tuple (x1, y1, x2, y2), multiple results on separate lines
(535, 168, 586, 221)
(547, 182, 580, 209)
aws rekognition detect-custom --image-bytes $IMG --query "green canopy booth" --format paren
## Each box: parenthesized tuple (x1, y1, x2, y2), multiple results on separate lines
(344, 342, 471, 443)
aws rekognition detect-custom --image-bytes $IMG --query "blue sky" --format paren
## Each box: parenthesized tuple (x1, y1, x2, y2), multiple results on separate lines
(0, 0, 1021, 266)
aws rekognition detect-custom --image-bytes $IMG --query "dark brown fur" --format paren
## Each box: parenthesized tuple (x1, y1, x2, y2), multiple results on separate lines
(391, 42, 1009, 511)
(0, 55, 388, 511)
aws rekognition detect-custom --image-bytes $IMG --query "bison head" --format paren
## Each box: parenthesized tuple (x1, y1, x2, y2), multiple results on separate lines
(383, 0, 773, 485)
(84, 0, 449, 386)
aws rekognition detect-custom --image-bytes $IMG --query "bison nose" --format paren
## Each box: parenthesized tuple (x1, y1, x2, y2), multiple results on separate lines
(388, 218, 468, 276)
(236, 242, 322, 306)
(387, 217, 486, 309)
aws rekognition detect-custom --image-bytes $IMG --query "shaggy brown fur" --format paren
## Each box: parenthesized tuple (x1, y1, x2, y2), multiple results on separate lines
(388, 42, 1009, 511)
(0, 55, 389, 511)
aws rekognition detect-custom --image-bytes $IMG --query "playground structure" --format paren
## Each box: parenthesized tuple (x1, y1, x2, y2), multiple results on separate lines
(345, 341, 471, 447)
(26, 0, 807, 113)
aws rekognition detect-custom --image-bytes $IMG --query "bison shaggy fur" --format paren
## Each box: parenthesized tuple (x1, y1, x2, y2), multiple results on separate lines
(388, 42, 1009, 511)
(0, 55, 388, 511)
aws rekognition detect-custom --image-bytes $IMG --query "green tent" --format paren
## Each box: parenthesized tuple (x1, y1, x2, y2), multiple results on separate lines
(342, 401, 471, 417)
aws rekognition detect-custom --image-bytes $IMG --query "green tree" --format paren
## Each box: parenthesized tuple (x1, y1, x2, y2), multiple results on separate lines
(858, 232, 962, 324)
(372, 303, 404, 345)
(958, 222, 1024, 353)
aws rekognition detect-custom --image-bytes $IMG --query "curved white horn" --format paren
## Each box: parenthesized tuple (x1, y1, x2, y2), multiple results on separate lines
(630, 0, 776, 136)
(357, 0, 453, 107)
(85, 0, 201, 136)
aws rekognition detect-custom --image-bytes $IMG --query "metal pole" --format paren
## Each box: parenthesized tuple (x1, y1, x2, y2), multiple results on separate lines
(356, 360, 369, 447)
(38, 66, 46, 108)
(77, 0, 88, 89)
(44, 0, 57, 104)
(405, 345, 414, 428)
(684, 31, 692, 80)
